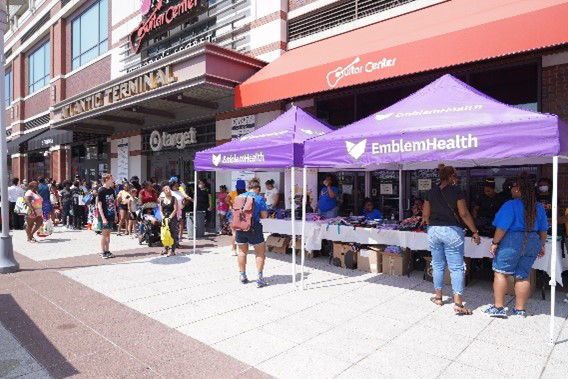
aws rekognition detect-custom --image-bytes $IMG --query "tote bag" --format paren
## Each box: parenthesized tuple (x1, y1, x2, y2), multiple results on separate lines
(161, 219, 174, 247)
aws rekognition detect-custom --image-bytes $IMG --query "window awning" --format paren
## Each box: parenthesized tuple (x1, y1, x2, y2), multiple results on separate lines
(235, 0, 568, 108)
(27, 129, 74, 151)
(7, 128, 49, 156)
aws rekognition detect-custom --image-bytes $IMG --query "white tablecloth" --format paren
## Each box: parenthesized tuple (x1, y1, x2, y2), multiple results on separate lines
(261, 219, 567, 285)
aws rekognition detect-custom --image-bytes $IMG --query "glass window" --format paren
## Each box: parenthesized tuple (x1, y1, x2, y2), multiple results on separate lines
(28, 41, 50, 95)
(4, 69, 12, 108)
(71, 0, 108, 70)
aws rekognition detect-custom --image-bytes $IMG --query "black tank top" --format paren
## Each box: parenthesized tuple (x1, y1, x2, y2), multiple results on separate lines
(161, 198, 175, 218)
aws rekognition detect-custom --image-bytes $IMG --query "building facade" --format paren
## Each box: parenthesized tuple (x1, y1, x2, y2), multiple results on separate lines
(3, 0, 568, 212)
(4, 0, 288, 183)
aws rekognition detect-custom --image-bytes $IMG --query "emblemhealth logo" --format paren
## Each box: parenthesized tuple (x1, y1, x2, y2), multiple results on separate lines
(211, 152, 265, 167)
(212, 154, 221, 167)
(345, 139, 367, 160)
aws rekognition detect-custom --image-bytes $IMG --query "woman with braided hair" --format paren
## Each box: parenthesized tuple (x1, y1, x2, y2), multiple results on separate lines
(485, 173, 548, 318)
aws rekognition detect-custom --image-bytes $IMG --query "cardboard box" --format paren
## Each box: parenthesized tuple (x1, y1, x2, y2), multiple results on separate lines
(332, 242, 357, 269)
(357, 246, 384, 273)
(288, 237, 313, 258)
(423, 256, 471, 286)
(506, 269, 537, 296)
(381, 249, 412, 276)
(266, 235, 290, 255)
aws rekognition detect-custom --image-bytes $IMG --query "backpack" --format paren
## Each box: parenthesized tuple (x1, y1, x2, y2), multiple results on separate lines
(231, 196, 255, 232)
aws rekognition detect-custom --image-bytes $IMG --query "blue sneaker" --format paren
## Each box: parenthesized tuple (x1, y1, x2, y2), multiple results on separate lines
(240, 274, 249, 284)
(484, 305, 507, 318)
(511, 308, 527, 317)
(256, 278, 268, 288)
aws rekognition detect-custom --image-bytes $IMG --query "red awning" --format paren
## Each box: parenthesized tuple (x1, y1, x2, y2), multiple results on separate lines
(236, 0, 568, 108)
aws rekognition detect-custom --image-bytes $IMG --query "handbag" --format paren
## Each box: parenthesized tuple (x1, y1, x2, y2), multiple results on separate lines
(161, 219, 174, 247)
(15, 197, 29, 215)
(438, 186, 467, 230)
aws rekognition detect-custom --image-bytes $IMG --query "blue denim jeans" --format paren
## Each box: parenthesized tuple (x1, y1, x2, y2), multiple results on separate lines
(427, 226, 465, 295)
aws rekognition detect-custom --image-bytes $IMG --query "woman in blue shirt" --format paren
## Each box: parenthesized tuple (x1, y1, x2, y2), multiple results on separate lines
(234, 179, 269, 288)
(485, 173, 548, 318)
(362, 198, 382, 220)
(318, 174, 339, 218)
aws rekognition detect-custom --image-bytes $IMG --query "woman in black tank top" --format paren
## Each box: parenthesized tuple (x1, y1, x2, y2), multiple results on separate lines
(159, 185, 179, 256)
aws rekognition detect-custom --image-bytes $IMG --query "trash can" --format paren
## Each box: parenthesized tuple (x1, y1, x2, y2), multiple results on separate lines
(187, 211, 205, 238)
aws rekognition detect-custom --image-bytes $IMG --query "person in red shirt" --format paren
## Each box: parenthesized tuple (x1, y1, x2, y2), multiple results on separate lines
(139, 181, 158, 205)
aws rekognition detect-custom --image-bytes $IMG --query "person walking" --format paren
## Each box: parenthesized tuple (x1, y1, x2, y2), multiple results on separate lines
(24, 181, 43, 243)
(37, 177, 53, 221)
(169, 179, 190, 245)
(159, 184, 179, 256)
(485, 173, 549, 317)
(97, 173, 118, 259)
(8, 178, 25, 229)
(423, 164, 481, 315)
(234, 179, 269, 288)
(59, 181, 73, 229)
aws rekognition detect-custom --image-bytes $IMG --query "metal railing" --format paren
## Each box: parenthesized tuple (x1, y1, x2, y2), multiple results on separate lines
(288, 0, 418, 41)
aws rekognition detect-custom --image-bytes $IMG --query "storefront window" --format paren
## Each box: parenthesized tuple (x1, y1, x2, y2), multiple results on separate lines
(4, 68, 12, 108)
(72, 0, 108, 70)
(28, 152, 49, 181)
(28, 41, 50, 94)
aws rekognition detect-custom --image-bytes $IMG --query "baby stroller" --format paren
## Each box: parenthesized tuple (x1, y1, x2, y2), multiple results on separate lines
(138, 203, 161, 247)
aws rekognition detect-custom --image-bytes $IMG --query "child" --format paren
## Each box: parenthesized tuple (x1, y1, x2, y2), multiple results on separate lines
(217, 185, 230, 234)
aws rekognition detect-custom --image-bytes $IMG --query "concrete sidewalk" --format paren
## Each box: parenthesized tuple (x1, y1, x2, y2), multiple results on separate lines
(2, 228, 568, 378)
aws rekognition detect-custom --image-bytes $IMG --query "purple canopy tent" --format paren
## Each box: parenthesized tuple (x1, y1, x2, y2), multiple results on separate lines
(302, 74, 568, 342)
(193, 106, 334, 285)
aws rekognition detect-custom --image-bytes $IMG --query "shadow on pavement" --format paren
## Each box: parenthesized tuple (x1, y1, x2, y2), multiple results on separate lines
(0, 294, 78, 377)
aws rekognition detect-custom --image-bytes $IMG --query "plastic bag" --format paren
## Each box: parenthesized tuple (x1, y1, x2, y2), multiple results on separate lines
(15, 197, 29, 215)
(161, 219, 174, 247)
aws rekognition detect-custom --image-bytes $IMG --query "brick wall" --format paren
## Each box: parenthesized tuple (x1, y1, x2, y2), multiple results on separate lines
(23, 88, 50, 120)
(541, 62, 568, 212)
(65, 55, 112, 99)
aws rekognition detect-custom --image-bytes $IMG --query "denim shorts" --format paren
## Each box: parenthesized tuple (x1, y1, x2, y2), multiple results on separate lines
(98, 218, 116, 231)
(235, 222, 264, 246)
(493, 231, 540, 279)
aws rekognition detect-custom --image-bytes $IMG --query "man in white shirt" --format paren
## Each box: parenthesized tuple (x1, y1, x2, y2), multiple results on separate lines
(8, 177, 25, 229)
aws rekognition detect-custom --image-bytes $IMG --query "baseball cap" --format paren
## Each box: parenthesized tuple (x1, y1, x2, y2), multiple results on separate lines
(236, 180, 246, 190)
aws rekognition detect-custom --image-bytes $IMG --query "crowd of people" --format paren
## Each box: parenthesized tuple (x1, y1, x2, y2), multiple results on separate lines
(5, 168, 566, 301)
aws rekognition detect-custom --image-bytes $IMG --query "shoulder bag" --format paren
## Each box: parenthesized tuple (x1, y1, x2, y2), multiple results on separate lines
(438, 186, 467, 231)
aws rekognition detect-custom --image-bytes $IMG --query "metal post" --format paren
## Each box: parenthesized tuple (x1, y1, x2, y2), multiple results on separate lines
(193, 170, 197, 253)
(301, 166, 307, 290)
(0, 2, 18, 274)
(291, 166, 296, 286)
(398, 169, 404, 221)
(549, 156, 559, 344)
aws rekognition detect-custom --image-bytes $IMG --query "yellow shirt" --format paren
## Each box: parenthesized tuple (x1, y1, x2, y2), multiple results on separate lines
(228, 191, 238, 206)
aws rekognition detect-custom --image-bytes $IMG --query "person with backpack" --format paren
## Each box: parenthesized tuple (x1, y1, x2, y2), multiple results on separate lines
(233, 179, 269, 288)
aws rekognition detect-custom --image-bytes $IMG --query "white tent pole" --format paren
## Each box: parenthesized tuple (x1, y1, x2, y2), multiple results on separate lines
(398, 169, 404, 221)
(549, 156, 559, 345)
(291, 167, 296, 287)
(193, 170, 198, 253)
(301, 166, 307, 290)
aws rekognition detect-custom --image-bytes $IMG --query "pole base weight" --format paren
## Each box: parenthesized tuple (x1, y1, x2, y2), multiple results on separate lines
(0, 236, 19, 274)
